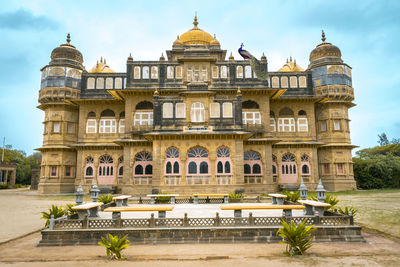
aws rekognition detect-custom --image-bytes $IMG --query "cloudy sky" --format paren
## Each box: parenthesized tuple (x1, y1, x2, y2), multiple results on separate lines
(0, 0, 399, 155)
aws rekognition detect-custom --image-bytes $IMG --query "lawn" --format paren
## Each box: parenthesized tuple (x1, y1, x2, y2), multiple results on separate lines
(330, 189, 400, 239)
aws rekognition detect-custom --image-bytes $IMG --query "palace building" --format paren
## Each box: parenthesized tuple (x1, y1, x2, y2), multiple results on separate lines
(37, 17, 357, 194)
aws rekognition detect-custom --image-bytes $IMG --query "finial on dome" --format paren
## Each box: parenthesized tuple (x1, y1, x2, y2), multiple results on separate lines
(321, 30, 326, 42)
(261, 52, 266, 61)
(294, 59, 296, 65)
(286, 58, 288, 63)
(214, 34, 216, 38)
(154, 88, 159, 96)
(160, 52, 165, 61)
(193, 13, 199, 28)
(290, 56, 292, 62)
(128, 53, 133, 61)
(237, 87, 242, 95)
(100, 57, 103, 63)
(66, 33, 71, 44)
(229, 52, 234, 61)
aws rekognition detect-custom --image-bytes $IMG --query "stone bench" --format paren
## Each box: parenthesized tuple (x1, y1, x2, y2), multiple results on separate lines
(112, 195, 132, 207)
(104, 205, 174, 219)
(268, 194, 287, 205)
(298, 200, 331, 216)
(72, 202, 103, 219)
(193, 193, 229, 204)
(221, 204, 305, 217)
(146, 194, 179, 205)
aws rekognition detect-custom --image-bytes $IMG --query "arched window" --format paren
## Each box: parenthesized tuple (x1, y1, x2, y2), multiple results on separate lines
(84, 157, 94, 177)
(98, 155, 114, 185)
(186, 147, 210, 185)
(301, 155, 311, 176)
(134, 101, 153, 126)
(297, 110, 308, 132)
(244, 151, 262, 175)
(216, 147, 232, 175)
(191, 102, 205, 122)
(117, 157, 123, 178)
(242, 100, 259, 109)
(245, 66, 252, 78)
(99, 109, 116, 133)
(272, 155, 278, 182)
(133, 152, 152, 185)
(242, 100, 261, 125)
(281, 154, 297, 183)
(164, 147, 180, 175)
(278, 107, 295, 132)
(236, 66, 243, 78)
(97, 78, 104, 89)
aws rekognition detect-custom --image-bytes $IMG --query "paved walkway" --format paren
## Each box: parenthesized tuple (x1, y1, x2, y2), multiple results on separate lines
(0, 188, 71, 243)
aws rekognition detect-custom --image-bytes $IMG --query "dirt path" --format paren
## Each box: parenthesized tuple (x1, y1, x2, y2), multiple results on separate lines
(1, 231, 400, 266)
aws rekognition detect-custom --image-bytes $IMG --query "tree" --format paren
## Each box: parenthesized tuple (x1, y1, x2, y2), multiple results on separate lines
(2, 148, 41, 185)
(378, 133, 389, 146)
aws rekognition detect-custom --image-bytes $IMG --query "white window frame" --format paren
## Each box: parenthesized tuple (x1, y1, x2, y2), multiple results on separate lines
(167, 66, 174, 79)
(86, 119, 97, 133)
(151, 66, 158, 79)
(53, 122, 60, 133)
(163, 103, 173, 118)
(212, 66, 219, 79)
(209, 103, 220, 118)
(245, 66, 252, 78)
(222, 102, 233, 118)
(278, 118, 295, 132)
(320, 121, 327, 132)
(191, 102, 205, 122)
(297, 118, 308, 132)
(175, 103, 186, 118)
(99, 119, 116, 133)
(119, 119, 125, 133)
(221, 66, 228, 79)
(134, 112, 153, 126)
(270, 118, 276, 132)
(242, 111, 261, 125)
(334, 120, 341, 131)
(236, 66, 243, 78)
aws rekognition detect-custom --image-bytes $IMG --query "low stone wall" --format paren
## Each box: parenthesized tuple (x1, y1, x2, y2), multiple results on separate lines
(39, 225, 363, 246)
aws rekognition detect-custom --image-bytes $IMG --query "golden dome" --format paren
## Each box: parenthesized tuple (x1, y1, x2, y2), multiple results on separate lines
(89, 57, 115, 73)
(309, 31, 341, 62)
(174, 16, 219, 46)
(278, 57, 304, 72)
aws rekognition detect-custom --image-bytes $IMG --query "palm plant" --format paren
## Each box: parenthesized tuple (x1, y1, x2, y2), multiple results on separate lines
(41, 205, 65, 227)
(98, 233, 130, 260)
(338, 206, 358, 217)
(309, 194, 339, 210)
(98, 194, 114, 204)
(65, 203, 77, 215)
(277, 219, 316, 256)
(281, 190, 300, 203)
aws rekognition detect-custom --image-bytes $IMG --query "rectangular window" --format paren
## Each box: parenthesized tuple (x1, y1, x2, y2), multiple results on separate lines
(67, 123, 74, 133)
(337, 163, 345, 174)
(320, 121, 327, 132)
(99, 119, 116, 133)
(323, 163, 330, 174)
(65, 166, 71, 177)
(53, 122, 60, 133)
(175, 103, 186, 118)
(163, 103, 173, 118)
(297, 118, 308, 132)
(151, 66, 158, 79)
(334, 120, 341, 131)
(167, 66, 174, 79)
(278, 118, 295, 132)
(134, 112, 153, 126)
(221, 66, 228, 78)
(119, 119, 125, 133)
(242, 111, 261, 124)
(212, 66, 219, 78)
(86, 119, 97, 133)
(176, 66, 182, 79)
(210, 103, 220, 118)
(270, 118, 276, 132)
(222, 102, 233, 118)
(50, 166, 57, 177)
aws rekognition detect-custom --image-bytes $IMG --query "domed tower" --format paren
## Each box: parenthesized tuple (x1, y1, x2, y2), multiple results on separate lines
(37, 33, 85, 193)
(308, 31, 356, 190)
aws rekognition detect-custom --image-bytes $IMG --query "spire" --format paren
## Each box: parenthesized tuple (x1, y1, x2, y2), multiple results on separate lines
(66, 33, 71, 44)
(321, 30, 326, 42)
(128, 53, 133, 61)
(193, 14, 199, 28)
(286, 58, 288, 63)
(290, 56, 292, 62)
(100, 56, 103, 63)
(229, 52, 234, 61)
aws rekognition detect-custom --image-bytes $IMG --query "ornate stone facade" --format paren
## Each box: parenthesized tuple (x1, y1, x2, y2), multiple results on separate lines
(37, 18, 357, 194)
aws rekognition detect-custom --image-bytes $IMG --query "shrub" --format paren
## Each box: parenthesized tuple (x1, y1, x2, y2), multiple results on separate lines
(41, 205, 65, 227)
(277, 219, 316, 256)
(338, 206, 358, 217)
(229, 192, 243, 202)
(98, 194, 114, 204)
(156, 191, 171, 203)
(281, 190, 300, 203)
(98, 233, 130, 260)
(65, 203, 77, 215)
(0, 184, 9, 189)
